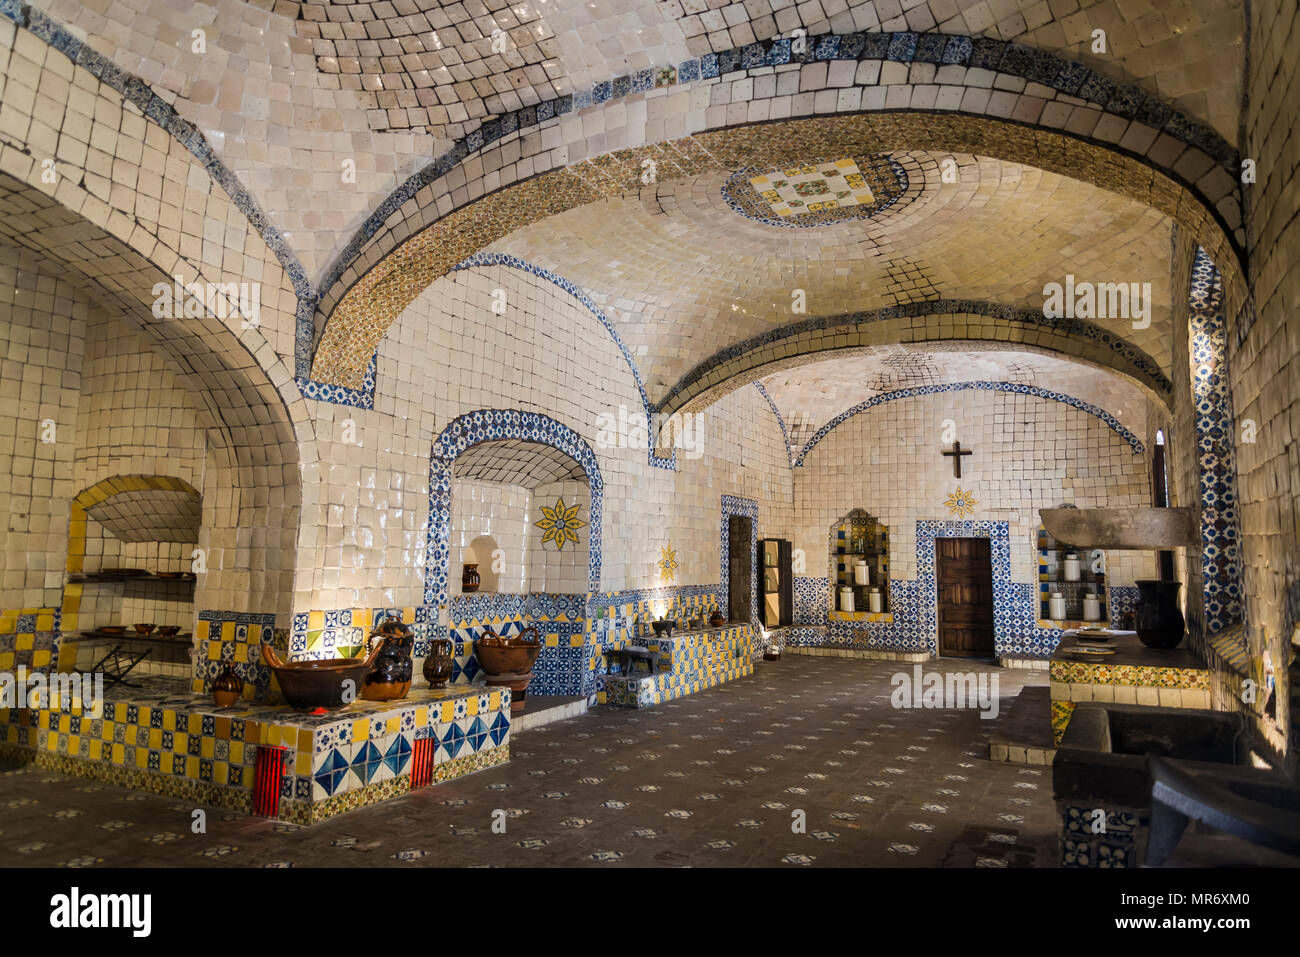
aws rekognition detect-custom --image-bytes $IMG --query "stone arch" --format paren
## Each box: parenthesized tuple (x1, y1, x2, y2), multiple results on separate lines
(426, 410, 604, 605)
(0, 171, 308, 618)
(311, 110, 1243, 392)
(658, 304, 1173, 419)
(793, 381, 1146, 467)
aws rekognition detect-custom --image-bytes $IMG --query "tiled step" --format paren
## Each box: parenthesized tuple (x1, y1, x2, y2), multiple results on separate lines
(988, 685, 1056, 766)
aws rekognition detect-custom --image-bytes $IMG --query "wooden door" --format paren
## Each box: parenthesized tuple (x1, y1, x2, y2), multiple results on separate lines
(936, 537, 995, 658)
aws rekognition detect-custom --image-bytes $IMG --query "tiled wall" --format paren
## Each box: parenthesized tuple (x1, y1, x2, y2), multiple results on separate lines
(790, 387, 1155, 657)
(0, 248, 85, 612)
(450, 479, 533, 596)
(296, 261, 792, 620)
(1228, 0, 1300, 766)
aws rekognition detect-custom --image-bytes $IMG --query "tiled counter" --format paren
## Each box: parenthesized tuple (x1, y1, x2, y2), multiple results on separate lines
(1049, 633, 1210, 744)
(598, 624, 755, 708)
(0, 677, 510, 825)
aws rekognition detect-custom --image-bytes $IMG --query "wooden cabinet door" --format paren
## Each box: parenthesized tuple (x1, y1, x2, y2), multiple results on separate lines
(936, 537, 995, 658)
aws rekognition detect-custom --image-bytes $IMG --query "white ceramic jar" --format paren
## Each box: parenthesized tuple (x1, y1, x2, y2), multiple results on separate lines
(1063, 552, 1081, 582)
(854, 560, 869, 586)
(839, 586, 855, 613)
(1049, 592, 1067, 620)
(1082, 593, 1101, 621)
(868, 587, 883, 613)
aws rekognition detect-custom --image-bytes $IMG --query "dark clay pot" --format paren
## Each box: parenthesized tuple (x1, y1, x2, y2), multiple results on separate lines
(363, 619, 414, 701)
(423, 637, 454, 689)
(1135, 580, 1185, 649)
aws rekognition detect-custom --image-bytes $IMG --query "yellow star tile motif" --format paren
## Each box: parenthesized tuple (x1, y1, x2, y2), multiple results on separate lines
(944, 487, 978, 518)
(657, 544, 678, 582)
(534, 496, 586, 550)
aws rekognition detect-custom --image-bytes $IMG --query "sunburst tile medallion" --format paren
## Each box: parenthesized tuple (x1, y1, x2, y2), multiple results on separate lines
(945, 488, 978, 519)
(658, 544, 678, 582)
(534, 497, 586, 550)
(723, 155, 910, 228)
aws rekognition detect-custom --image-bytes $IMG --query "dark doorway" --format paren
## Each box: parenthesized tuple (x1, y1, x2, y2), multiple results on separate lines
(727, 516, 752, 623)
(936, 537, 995, 658)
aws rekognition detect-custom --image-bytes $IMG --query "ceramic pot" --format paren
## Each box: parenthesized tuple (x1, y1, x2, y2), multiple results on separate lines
(462, 563, 480, 593)
(212, 665, 243, 708)
(1135, 580, 1185, 649)
(652, 619, 675, 638)
(1082, 593, 1102, 621)
(839, 586, 855, 613)
(868, 587, 883, 614)
(709, 611, 726, 627)
(423, 637, 454, 688)
(363, 618, 414, 701)
(476, 626, 542, 715)
(261, 641, 384, 711)
(1063, 552, 1081, 582)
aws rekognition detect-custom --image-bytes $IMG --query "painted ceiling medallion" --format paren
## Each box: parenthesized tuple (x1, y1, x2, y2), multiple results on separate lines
(723, 154, 909, 228)
(944, 487, 979, 519)
(535, 497, 586, 550)
(658, 544, 679, 582)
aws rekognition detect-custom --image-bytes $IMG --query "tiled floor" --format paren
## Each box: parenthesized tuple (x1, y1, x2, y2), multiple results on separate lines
(0, 657, 1057, 868)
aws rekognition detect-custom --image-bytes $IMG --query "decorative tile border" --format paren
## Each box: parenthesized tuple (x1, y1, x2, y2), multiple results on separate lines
(1188, 248, 1244, 635)
(752, 382, 793, 467)
(795, 381, 1146, 466)
(720, 495, 759, 624)
(294, 355, 377, 409)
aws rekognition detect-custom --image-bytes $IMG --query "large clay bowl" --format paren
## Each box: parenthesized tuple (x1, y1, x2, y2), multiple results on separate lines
(262, 642, 382, 711)
(475, 626, 542, 676)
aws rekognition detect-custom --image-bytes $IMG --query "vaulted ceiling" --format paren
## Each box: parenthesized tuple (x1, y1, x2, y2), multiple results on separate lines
(37, 0, 1244, 278)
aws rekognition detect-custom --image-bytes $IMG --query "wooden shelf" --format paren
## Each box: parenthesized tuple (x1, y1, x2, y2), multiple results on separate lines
(68, 573, 195, 586)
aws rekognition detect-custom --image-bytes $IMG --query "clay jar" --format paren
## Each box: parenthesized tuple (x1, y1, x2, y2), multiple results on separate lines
(423, 637, 454, 689)
(212, 665, 243, 708)
(1135, 580, 1185, 649)
(362, 618, 414, 701)
(462, 564, 480, 593)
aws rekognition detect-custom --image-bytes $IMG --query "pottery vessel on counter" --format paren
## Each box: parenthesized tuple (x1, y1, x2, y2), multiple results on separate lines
(362, 618, 414, 701)
(476, 626, 542, 715)
(709, 611, 726, 627)
(261, 641, 385, 711)
(423, 636, 454, 688)
(212, 665, 243, 708)
(652, 619, 675, 638)
(462, 563, 480, 593)
(1135, 580, 1185, 649)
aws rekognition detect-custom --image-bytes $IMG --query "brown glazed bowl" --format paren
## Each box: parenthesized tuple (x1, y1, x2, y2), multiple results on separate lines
(158, 625, 182, 638)
(261, 641, 384, 711)
(133, 623, 157, 635)
(475, 626, 542, 676)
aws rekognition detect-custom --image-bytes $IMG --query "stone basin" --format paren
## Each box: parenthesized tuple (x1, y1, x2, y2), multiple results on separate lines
(1052, 701, 1270, 867)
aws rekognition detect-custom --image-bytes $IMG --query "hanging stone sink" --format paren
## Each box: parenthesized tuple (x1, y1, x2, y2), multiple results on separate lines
(1039, 507, 1199, 550)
